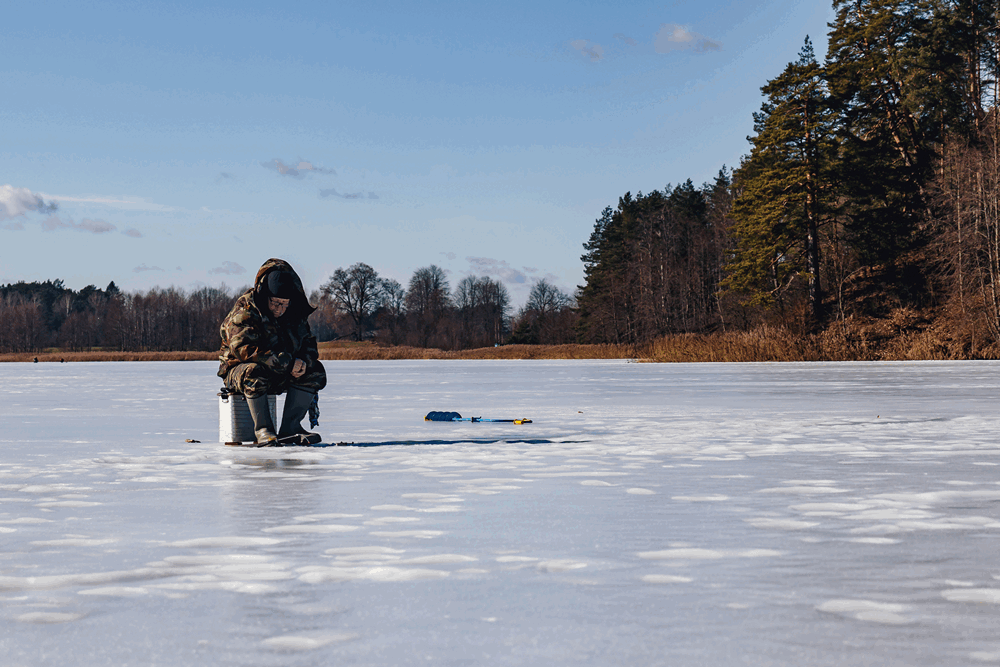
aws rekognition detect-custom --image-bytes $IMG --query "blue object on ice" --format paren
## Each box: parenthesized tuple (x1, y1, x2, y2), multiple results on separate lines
(425, 411, 463, 422)
(424, 411, 531, 424)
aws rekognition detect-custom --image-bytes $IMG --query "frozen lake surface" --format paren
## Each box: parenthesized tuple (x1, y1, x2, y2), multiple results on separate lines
(3, 359, 1000, 665)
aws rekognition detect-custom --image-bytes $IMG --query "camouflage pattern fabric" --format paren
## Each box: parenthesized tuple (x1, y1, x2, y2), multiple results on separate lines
(224, 359, 327, 399)
(217, 258, 326, 397)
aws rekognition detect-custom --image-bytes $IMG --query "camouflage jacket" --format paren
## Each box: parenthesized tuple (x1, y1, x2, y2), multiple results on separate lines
(217, 258, 319, 379)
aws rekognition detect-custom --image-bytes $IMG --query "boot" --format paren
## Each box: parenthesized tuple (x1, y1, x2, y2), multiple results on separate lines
(278, 387, 322, 445)
(246, 394, 277, 445)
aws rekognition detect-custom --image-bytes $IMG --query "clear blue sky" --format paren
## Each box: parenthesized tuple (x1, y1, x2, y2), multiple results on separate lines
(1, 0, 834, 305)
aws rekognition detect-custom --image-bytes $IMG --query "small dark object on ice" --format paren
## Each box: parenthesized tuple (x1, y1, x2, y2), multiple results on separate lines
(185, 439, 201, 443)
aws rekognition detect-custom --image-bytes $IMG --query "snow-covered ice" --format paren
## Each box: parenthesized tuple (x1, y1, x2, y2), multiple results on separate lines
(3, 359, 1000, 665)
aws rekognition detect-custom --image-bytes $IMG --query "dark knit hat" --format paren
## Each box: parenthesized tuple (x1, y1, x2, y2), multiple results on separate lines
(265, 271, 297, 299)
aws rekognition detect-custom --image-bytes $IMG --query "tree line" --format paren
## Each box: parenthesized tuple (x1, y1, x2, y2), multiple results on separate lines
(310, 263, 575, 348)
(0, 280, 238, 353)
(0, 268, 576, 353)
(577, 0, 1000, 345)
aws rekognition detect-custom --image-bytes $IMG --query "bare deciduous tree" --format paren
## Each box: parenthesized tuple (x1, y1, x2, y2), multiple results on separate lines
(320, 263, 387, 341)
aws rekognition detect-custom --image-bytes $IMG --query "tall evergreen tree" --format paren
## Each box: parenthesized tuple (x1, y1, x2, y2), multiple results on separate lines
(727, 37, 836, 326)
(577, 181, 727, 343)
(824, 0, 958, 263)
(577, 203, 632, 343)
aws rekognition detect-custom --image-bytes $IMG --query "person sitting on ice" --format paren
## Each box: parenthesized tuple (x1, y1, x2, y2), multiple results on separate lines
(217, 258, 326, 445)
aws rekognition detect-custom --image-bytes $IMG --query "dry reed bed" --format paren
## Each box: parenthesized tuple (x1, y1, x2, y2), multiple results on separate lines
(639, 324, 1000, 362)
(4, 324, 998, 363)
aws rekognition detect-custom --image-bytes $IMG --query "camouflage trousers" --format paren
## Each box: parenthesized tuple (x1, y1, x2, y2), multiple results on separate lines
(224, 360, 327, 398)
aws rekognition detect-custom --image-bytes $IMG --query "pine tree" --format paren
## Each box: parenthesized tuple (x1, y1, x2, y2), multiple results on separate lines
(824, 0, 963, 263)
(726, 38, 836, 326)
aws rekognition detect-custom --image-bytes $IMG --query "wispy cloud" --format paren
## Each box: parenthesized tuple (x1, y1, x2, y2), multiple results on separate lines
(38, 192, 174, 212)
(208, 261, 246, 276)
(570, 39, 605, 62)
(440, 252, 456, 261)
(465, 257, 529, 284)
(123, 228, 143, 238)
(654, 23, 721, 54)
(41, 216, 116, 233)
(133, 264, 164, 273)
(0, 185, 58, 220)
(613, 33, 638, 46)
(262, 158, 335, 179)
(319, 188, 378, 200)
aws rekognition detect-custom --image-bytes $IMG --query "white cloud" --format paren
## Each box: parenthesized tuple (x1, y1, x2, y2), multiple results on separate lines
(133, 264, 164, 273)
(613, 33, 638, 47)
(654, 23, 721, 54)
(0, 185, 57, 220)
(208, 261, 247, 276)
(41, 216, 117, 233)
(262, 158, 335, 179)
(465, 257, 529, 284)
(319, 188, 378, 200)
(570, 39, 604, 62)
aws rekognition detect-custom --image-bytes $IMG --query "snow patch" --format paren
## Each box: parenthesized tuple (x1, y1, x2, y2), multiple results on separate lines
(368, 530, 444, 539)
(297, 566, 450, 583)
(817, 599, 910, 625)
(78, 586, 149, 596)
(536, 560, 587, 573)
(293, 513, 363, 522)
(942, 589, 1000, 604)
(263, 633, 358, 650)
(15, 611, 85, 623)
(262, 524, 359, 533)
(642, 574, 693, 584)
(325, 546, 406, 556)
(166, 537, 284, 548)
(746, 518, 819, 530)
(31, 538, 117, 547)
(970, 651, 1000, 662)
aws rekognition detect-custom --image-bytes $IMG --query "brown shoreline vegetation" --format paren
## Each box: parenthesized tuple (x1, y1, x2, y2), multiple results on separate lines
(5, 317, 998, 364)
